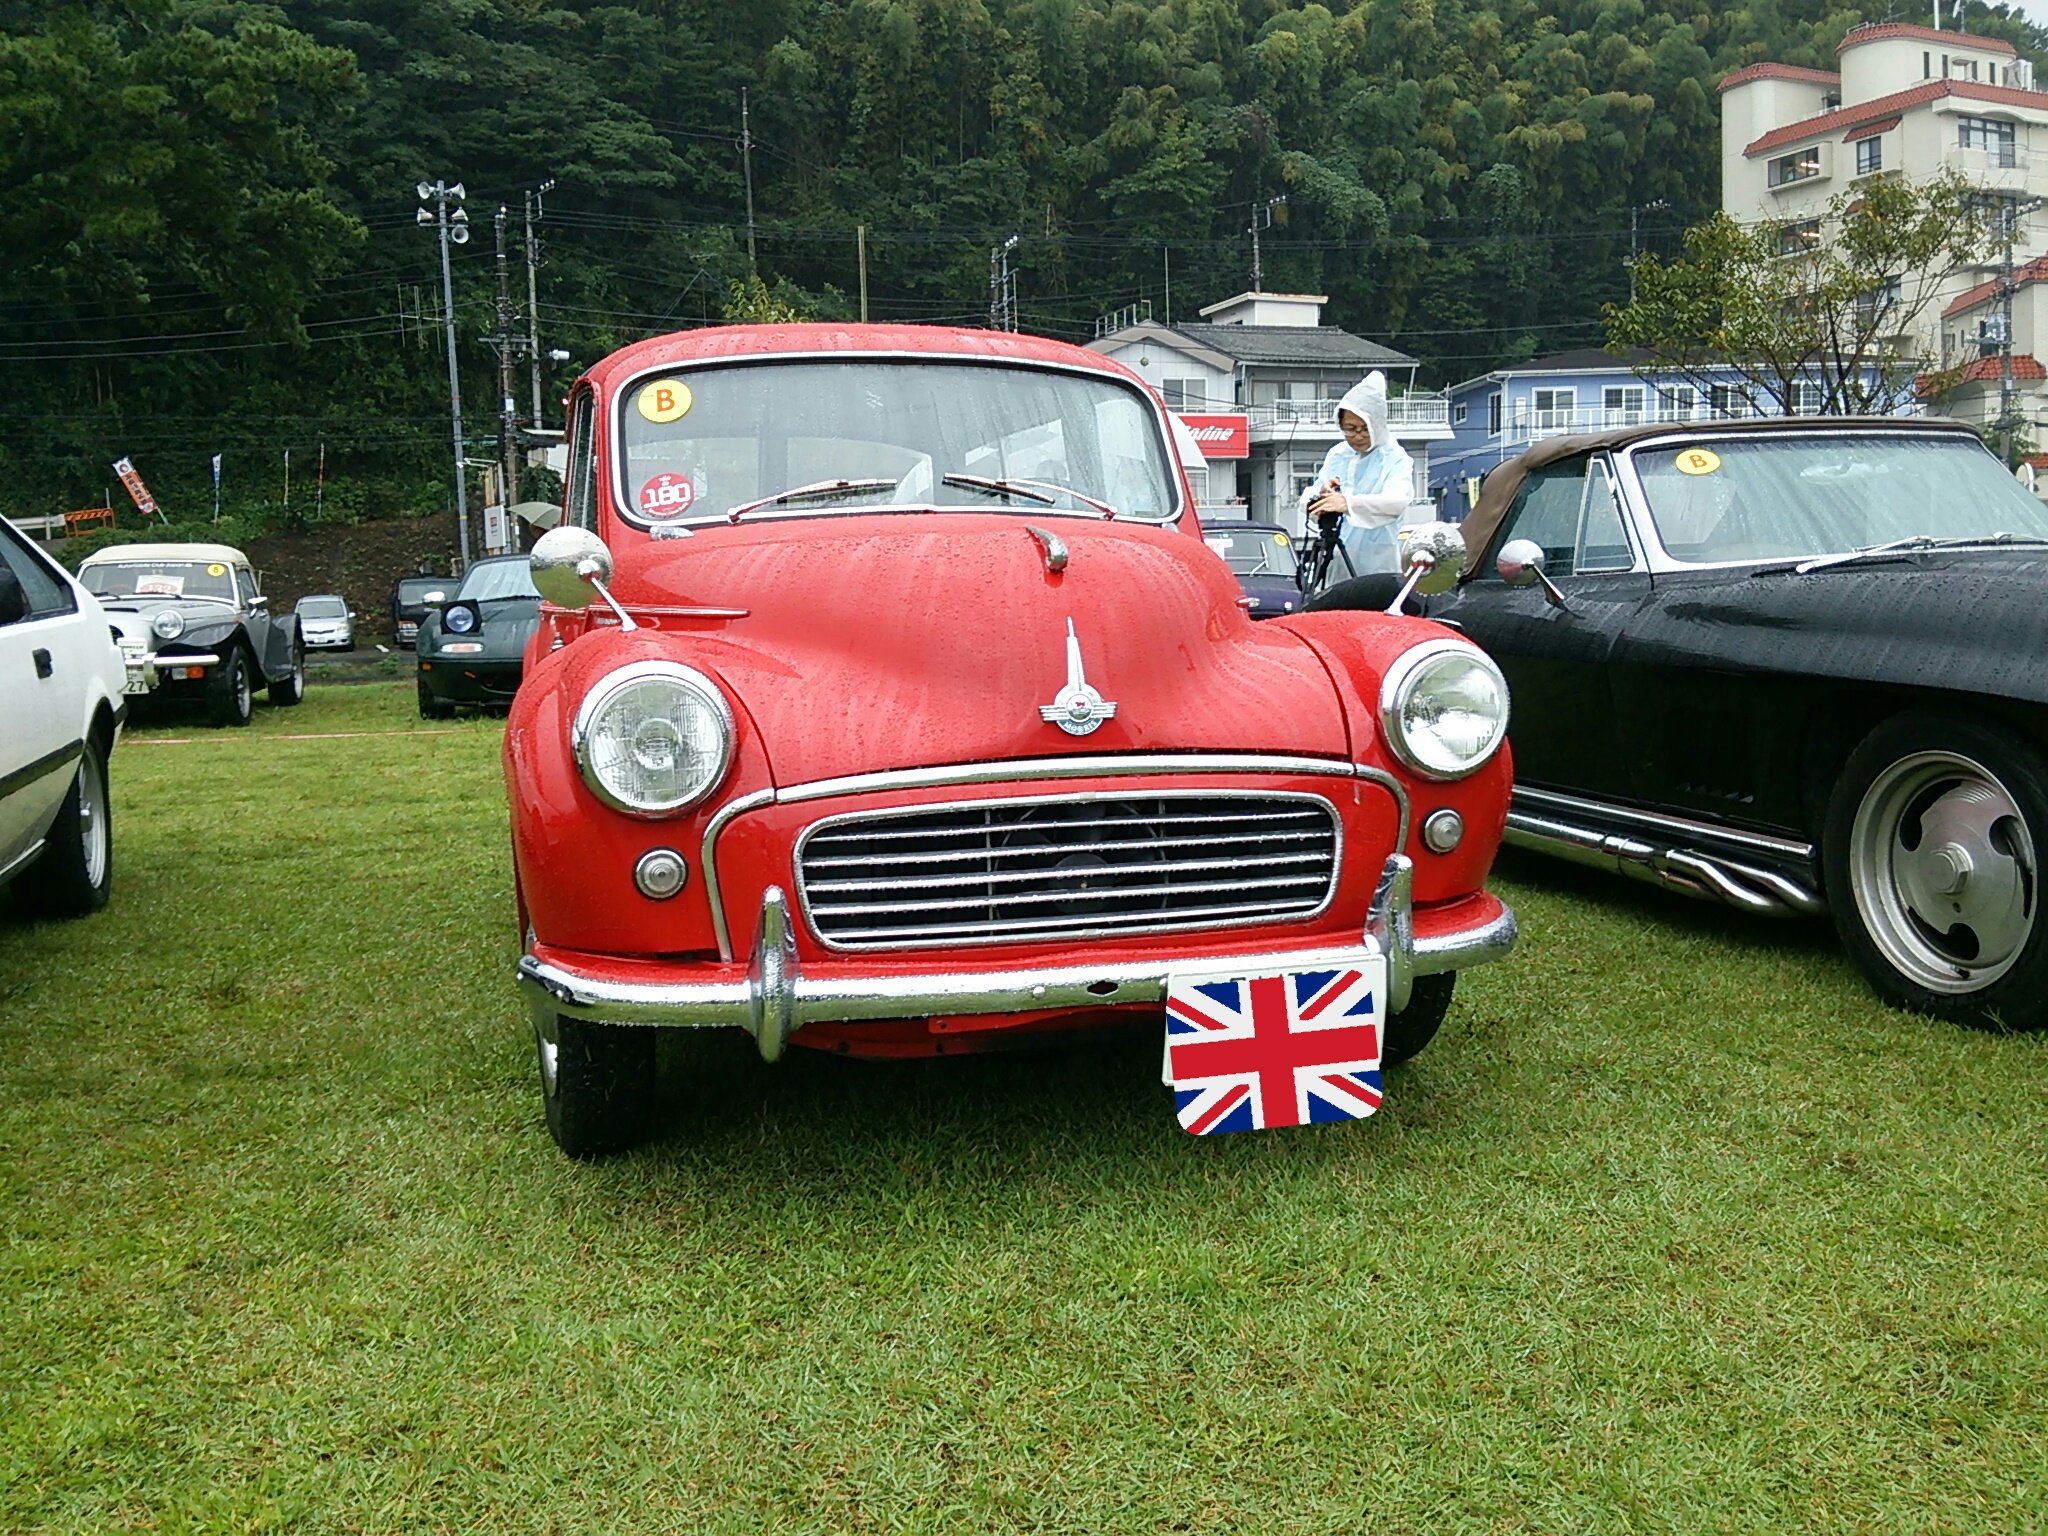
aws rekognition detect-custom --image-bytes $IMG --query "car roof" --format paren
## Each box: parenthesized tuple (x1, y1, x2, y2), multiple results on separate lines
(80, 541, 251, 566)
(1459, 414, 1982, 577)
(582, 322, 1142, 393)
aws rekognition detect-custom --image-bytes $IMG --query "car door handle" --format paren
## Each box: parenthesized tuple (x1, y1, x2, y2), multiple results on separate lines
(32, 648, 51, 679)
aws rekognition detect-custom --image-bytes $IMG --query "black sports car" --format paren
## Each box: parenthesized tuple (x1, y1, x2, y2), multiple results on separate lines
(1313, 415, 2048, 1033)
(416, 555, 540, 717)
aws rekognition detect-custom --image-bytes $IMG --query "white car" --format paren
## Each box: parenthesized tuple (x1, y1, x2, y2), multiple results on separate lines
(0, 516, 126, 916)
(295, 593, 355, 650)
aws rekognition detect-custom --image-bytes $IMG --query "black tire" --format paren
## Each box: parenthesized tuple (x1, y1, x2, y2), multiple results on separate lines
(536, 1011, 657, 1158)
(1822, 712, 2048, 1032)
(417, 674, 455, 720)
(268, 629, 305, 706)
(1383, 973, 1455, 1067)
(26, 736, 112, 919)
(206, 646, 254, 728)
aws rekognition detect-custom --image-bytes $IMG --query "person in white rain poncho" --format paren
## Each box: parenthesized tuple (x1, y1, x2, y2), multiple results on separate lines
(1297, 371, 1415, 577)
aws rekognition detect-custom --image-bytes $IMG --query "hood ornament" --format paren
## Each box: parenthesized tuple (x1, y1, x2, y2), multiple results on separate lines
(1040, 618, 1117, 736)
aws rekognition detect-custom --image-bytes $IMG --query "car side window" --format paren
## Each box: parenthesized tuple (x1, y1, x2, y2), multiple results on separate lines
(1489, 459, 1589, 577)
(1576, 459, 1634, 573)
(238, 566, 261, 606)
(0, 522, 77, 623)
(565, 387, 597, 530)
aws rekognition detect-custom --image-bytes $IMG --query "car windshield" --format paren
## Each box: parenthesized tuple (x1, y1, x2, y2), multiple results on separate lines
(298, 596, 347, 617)
(456, 559, 539, 602)
(83, 560, 236, 603)
(618, 360, 1178, 526)
(397, 579, 450, 606)
(1202, 525, 1293, 576)
(1633, 433, 2048, 565)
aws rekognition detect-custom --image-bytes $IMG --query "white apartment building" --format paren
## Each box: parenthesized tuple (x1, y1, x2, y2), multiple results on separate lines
(1086, 291, 1450, 536)
(1720, 22, 2048, 431)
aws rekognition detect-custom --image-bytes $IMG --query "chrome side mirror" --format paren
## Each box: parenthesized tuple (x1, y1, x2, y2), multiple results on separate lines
(530, 525, 635, 630)
(1497, 538, 1568, 609)
(1386, 522, 1467, 614)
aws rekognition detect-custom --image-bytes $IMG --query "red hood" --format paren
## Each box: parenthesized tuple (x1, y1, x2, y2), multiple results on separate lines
(607, 513, 1351, 786)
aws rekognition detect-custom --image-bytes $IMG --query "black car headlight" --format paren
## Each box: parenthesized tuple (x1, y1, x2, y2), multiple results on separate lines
(572, 661, 734, 816)
(1378, 639, 1510, 780)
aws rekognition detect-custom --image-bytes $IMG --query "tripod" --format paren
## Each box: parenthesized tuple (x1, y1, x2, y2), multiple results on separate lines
(1294, 511, 1356, 596)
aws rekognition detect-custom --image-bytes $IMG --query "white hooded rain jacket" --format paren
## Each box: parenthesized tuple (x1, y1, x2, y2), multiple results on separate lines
(1295, 370, 1416, 576)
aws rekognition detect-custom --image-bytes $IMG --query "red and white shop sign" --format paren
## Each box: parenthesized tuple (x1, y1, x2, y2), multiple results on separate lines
(1176, 413, 1249, 459)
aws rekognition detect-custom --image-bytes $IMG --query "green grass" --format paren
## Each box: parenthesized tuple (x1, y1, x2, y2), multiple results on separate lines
(4, 683, 2046, 1532)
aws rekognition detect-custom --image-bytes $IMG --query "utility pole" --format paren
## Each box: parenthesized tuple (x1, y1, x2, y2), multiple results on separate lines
(493, 203, 521, 553)
(740, 90, 758, 280)
(987, 235, 1019, 330)
(1249, 197, 1284, 293)
(857, 224, 868, 322)
(1163, 244, 1172, 325)
(524, 178, 555, 429)
(1996, 198, 2048, 467)
(417, 178, 473, 570)
(1628, 199, 1668, 301)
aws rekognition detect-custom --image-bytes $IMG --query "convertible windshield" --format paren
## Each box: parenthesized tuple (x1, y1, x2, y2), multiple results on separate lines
(456, 558, 539, 602)
(618, 360, 1178, 525)
(1633, 433, 2048, 565)
(1202, 525, 1293, 576)
(83, 561, 236, 602)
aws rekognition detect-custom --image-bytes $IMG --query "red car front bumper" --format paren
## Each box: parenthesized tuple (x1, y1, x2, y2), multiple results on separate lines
(519, 855, 1515, 1061)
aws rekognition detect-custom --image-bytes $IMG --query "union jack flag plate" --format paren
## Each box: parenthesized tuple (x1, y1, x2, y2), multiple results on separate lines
(1165, 955, 1386, 1135)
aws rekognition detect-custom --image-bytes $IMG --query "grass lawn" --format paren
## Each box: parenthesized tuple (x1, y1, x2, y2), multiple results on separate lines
(3, 681, 2046, 1532)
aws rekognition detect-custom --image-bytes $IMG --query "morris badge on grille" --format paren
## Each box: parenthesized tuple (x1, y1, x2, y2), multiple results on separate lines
(1040, 618, 1118, 737)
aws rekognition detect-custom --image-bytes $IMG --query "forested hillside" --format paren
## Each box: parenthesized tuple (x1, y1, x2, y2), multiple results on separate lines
(6, 0, 2043, 525)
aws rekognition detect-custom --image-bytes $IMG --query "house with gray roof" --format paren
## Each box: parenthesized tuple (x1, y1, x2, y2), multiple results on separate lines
(1086, 291, 1450, 533)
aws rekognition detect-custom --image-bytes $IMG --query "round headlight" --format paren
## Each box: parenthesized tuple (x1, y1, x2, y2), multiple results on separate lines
(444, 605, 477, 634)
(572, 661, 733, 816)
(1378, 639, 1509, 781)
(151, 609, 185, 640)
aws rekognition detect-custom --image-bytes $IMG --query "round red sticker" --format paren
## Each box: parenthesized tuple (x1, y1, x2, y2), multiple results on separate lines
(638, 473, 697, 519)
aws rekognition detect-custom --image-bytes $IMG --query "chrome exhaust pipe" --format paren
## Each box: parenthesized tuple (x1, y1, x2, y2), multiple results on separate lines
(1505, 812, 1825, 918)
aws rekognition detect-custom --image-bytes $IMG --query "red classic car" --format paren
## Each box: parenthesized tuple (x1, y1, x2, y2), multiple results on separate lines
(507, 324, 1517, 1156)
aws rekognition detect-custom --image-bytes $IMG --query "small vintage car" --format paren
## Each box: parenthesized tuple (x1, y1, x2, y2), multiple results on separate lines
(415, 554, 541, 718)
(78, 541, 304, 726)
(1315, 416, 2048, 1033)
(0, 514, 125, 916)
(1198, 517, 1303, 618)
(508, 324, 1517, 1156)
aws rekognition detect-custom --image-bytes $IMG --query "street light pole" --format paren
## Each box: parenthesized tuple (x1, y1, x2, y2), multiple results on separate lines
(417, 179, 472, 570)
(1628, 199, 1668, 302)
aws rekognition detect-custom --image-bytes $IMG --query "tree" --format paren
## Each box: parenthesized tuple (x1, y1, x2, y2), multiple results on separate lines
(1605, 173, 1990, 414)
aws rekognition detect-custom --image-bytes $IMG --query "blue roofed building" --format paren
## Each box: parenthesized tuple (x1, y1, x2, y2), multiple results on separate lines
(1428, 347, 1887, 519)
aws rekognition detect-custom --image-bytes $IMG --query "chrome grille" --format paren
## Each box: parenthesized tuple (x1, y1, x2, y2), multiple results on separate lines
(797, 792, 1340, 950)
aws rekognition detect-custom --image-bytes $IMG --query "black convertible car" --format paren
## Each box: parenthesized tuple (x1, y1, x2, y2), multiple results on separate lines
(1315, 415, 2048, 1033)
(416, 554, 540, 717)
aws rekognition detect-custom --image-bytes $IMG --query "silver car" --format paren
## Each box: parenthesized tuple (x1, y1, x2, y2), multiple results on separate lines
(296, 593, 355, 650)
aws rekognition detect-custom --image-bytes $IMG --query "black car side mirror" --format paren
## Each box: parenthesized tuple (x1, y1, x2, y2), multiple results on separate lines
(0, 563, 25, 625)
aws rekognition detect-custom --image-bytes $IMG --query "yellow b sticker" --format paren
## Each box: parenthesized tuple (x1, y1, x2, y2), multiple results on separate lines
(1675, 448, 1722, 476)
(636, 380, 693, 423)
(206, 563, 226, 576)
(1273, 532, 1291, 546)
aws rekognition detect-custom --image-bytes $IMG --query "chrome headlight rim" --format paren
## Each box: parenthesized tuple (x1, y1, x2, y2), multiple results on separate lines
(151, 609, 186, 640)
(1377, 637, 1510, 782)
(571, 660, 735, 818)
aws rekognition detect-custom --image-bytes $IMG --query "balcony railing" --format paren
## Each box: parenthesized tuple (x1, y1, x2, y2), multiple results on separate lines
(1245, 394, 1452, 431)
(1499, 401, 1762, 444)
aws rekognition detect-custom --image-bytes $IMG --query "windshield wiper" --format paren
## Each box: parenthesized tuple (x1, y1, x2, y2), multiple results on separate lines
(942, 472, 1119, 519)
(1792, 532, 2048, 574)
(725, 478, 898, 523)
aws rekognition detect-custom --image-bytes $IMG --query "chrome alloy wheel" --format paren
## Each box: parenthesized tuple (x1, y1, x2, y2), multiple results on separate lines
(235, 658, 252, 716)
(79, 748, 109, 888)
(532, 999, 560, 1097)
(1849, 749, 2038, 994)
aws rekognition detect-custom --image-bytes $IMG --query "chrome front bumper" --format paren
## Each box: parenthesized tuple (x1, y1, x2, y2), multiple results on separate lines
(519, 854, 1517, 1063)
